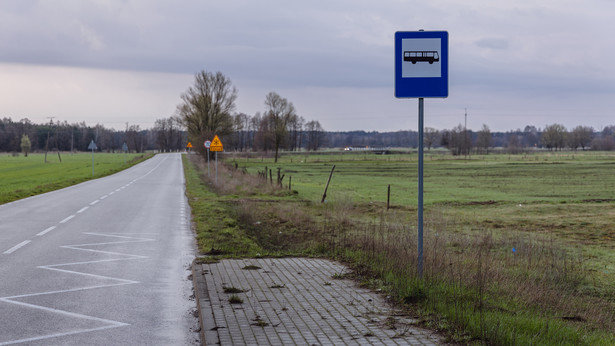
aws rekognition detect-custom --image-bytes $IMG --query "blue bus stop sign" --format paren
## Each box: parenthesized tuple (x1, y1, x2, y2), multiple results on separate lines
(395, 31, 448, 98)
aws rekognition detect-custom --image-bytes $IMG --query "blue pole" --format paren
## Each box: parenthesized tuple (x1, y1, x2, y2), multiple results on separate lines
(418, 97, 424, 278)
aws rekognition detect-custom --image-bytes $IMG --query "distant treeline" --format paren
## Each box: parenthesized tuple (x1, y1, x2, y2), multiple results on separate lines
(325, 124, 615, 154)
(3, 117, 615, 154)
(0, 117, 186, 153)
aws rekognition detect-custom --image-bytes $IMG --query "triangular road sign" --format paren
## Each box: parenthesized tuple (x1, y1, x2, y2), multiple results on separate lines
(210, 135, 223, 152)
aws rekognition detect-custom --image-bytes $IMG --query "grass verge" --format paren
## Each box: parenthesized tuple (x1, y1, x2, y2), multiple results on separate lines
(0, 152, 152, 205)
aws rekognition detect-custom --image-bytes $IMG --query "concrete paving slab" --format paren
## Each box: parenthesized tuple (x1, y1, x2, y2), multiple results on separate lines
(193, 257, 443, 345)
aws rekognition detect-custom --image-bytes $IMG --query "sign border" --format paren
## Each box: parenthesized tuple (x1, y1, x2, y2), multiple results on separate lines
(395, 31, 449, 98)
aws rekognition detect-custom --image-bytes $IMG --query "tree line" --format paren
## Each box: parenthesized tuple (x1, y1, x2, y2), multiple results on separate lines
(0, 117, 187, 154)
(4, 116, 615, 156)
(322, 124, 615, 154)
(433, 124, 614, 155)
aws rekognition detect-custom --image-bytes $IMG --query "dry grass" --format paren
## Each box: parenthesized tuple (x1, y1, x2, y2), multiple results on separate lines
(321, 208, 615, 338)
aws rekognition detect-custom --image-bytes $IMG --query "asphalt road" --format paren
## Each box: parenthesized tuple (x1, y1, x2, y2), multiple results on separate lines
(0, 153, 199, 345)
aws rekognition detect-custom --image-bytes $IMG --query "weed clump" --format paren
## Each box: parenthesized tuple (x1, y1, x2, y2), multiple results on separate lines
(228, 295, 243, 304)
(223, 286, 246, 294)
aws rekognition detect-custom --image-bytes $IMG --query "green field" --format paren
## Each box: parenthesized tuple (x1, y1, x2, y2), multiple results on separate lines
(233, 151, 615, 205)
(234, 151, 615, 240)
(0, 152, 152, 205)
(234, 150, 615, 266)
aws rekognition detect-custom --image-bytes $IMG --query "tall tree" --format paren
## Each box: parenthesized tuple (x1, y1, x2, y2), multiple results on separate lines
(506, 131, 521, 154)
(178, 71, 237, 155)
(476, 124, 492, 154)
(522, 125, 540, 148)
(424, 127, 439, 150)
(264, 92, 296, 162)
(569, 125, 593, 151)
(542, 123, 567, 151)
(20, 134, 31, 156)
(305, 120, 325, 151)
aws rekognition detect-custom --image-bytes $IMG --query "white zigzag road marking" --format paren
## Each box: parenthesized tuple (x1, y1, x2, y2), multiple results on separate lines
(0, 233, 156, 345)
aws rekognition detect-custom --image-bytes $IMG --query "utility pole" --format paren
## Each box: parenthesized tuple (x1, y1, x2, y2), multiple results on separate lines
(44, 117, 54, 163)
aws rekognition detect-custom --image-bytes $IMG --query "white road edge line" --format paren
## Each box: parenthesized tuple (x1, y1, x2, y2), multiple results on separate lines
(90, 199, 100, 205)
(37, 226, 56, 236)
(3, 240, 31, 254)
(59, 215, 75, 224)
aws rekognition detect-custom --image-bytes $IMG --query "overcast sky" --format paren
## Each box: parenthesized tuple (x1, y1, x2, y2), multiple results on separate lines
(1, 0, 613, 132)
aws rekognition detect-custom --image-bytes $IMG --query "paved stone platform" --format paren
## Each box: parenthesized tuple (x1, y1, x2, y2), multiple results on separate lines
(193, 257, 442, 345)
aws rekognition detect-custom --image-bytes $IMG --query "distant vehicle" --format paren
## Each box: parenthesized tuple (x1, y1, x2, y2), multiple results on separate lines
(404, 51, 439, 64)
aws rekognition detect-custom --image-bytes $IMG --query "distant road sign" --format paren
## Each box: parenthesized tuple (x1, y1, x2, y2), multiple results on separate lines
(395, 31, 448, 98)
(122, 142, 128, 152)
(210, 135, 223, 152)
(88, 140, 97, 150)
(187, 142, 193, 148)
(204, 140, 211, 149)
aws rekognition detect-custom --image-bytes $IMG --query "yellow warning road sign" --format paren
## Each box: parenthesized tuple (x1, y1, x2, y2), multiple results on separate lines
(187, 142, 193, 148)
(210, 135, 223, 152)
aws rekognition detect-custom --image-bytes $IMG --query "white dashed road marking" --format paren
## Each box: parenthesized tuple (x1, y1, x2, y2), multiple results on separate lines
(59, 215, 75, 224)
(3, 240, 31, 254)
(37, 226, 56, 237)
(77, 207, 89, 214)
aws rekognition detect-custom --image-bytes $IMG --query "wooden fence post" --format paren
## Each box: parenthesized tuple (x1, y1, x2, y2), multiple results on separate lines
(321, 165, 336, 203)
(387, 184, 391, 210)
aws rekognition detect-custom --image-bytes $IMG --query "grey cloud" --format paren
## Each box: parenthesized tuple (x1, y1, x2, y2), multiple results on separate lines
(475, 38, 509, 50)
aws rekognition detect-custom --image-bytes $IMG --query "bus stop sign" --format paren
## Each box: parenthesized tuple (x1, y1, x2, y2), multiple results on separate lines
(395, 31, 448, 98)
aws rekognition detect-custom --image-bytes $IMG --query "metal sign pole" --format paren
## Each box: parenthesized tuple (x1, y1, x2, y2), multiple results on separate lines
(207, 148, 210, 177)
(215, 151, 218, 184)
(418, 98, 424, 278)
(395, 30, 447, 280)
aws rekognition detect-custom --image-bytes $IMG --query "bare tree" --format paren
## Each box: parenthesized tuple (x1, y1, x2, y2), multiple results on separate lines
(424, 127, 439, 150)
(446, 124, 471, 156)
(542, 123, 567, 151)
(476, 124, 492, 154)
(287, 114, 305, 151)
(264, 92, 296, 162)
(125, 124, 144, 153)
(305, 120, 325, 151)
(232, 113, 250, 151)
(523, 125, 540, 148)
(569, 125, 593, 151)
(178, 71, 237, 156)
(506, 131, 521, 154)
